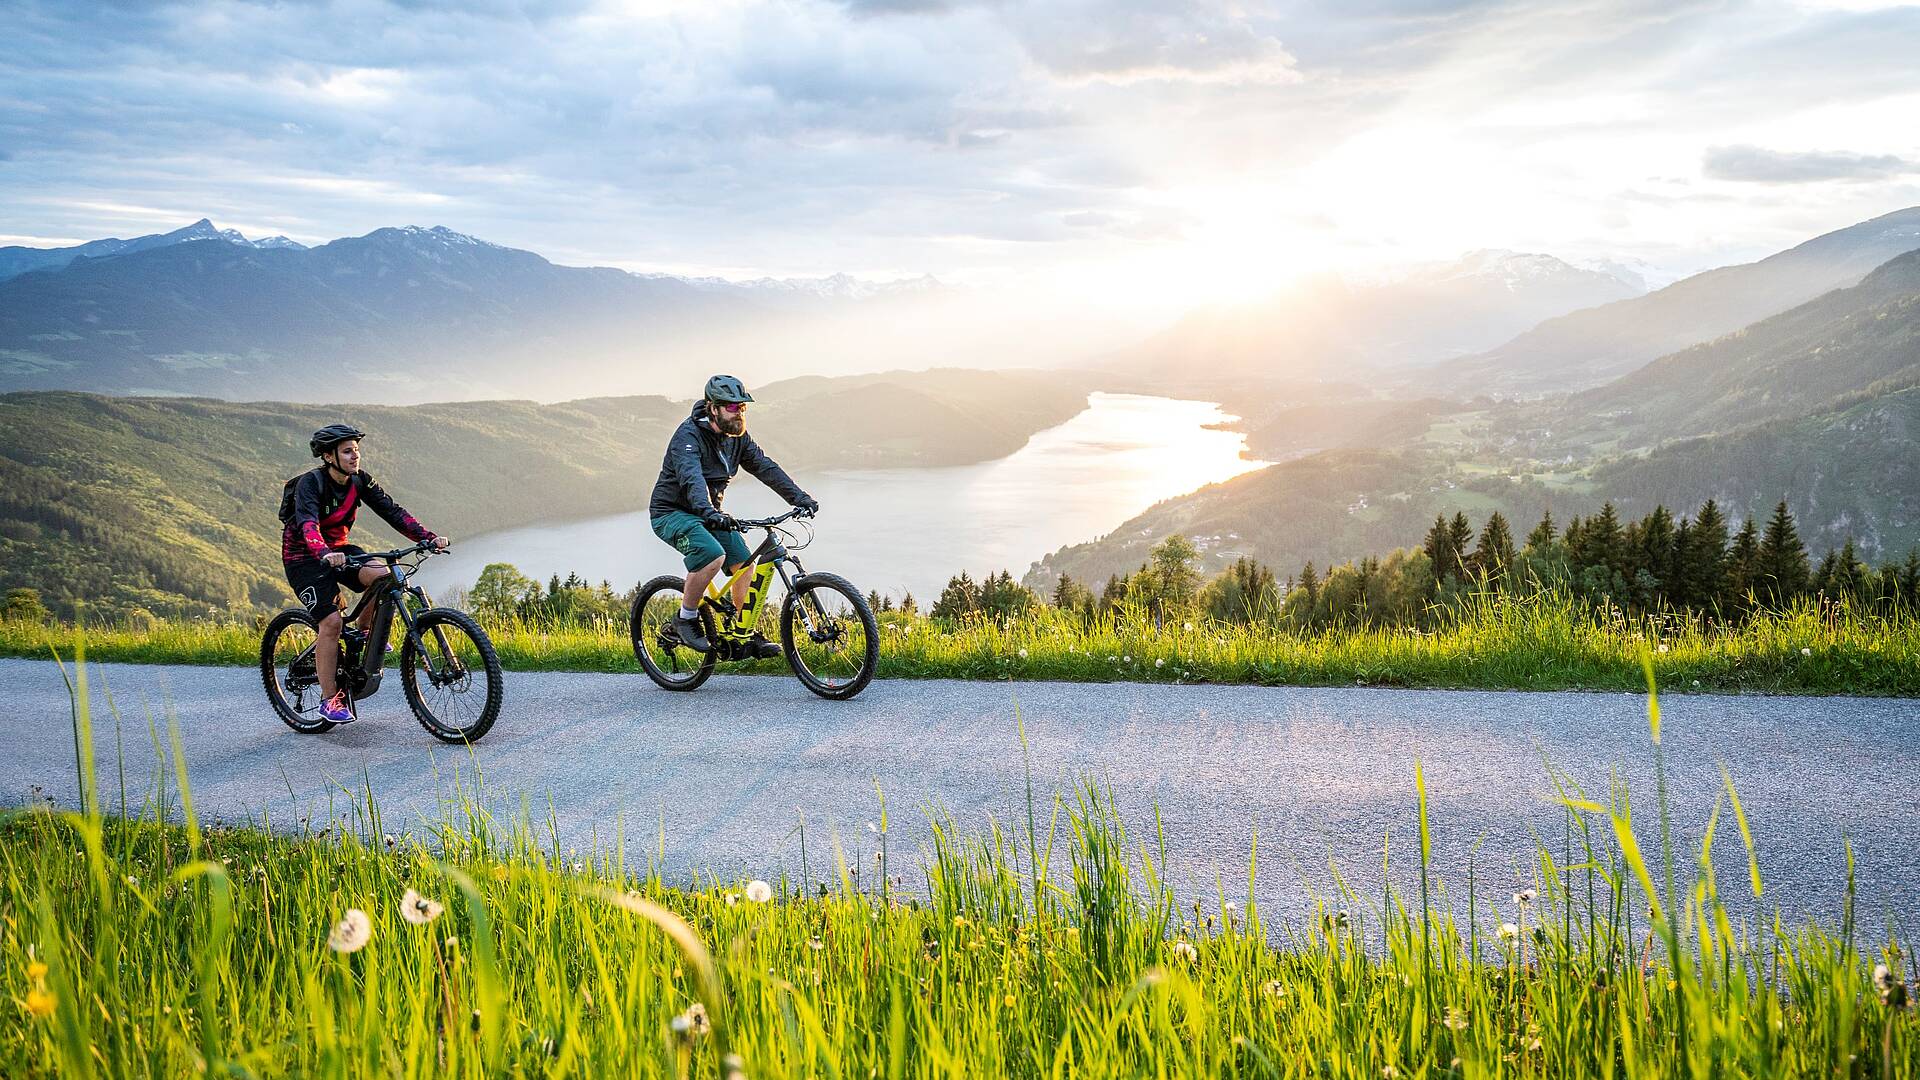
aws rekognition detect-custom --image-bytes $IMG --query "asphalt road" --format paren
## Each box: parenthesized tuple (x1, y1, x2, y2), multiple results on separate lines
(4, 658, 1915, 929)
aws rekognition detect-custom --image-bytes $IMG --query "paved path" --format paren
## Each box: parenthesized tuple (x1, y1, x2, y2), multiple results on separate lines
(4, 658, 1915, 928)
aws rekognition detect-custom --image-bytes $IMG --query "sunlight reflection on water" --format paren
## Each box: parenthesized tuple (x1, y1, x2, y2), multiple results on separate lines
(419, 393, 1268, 601)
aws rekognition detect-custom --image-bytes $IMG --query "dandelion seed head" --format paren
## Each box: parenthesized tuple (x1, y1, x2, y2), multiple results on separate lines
(328, 909, 372, 953)
(1017, 648, 1028, 659)
(745, 879, 773, 903)
(682, 1001, 711, 1038)
(1801, 647, 1812, 657)
(399, 889, 444, 925)
(1170, 940, 1198, 962)
(1498, 922, 1519, 943)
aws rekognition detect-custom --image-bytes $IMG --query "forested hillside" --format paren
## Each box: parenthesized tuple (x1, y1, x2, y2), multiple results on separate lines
(1027, 387, 1920, 595)
(1564, 250, 1920, 445)
(0, 369, 1091, 617)
(1432, 206, 1920, 393)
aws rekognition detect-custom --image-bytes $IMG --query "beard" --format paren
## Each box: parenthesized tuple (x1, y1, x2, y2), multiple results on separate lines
(715, 412, 746, 437)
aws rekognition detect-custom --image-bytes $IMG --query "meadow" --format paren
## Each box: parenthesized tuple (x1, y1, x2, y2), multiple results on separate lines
(3, 593, 1916, 696)
(2, 658, 1914, 1078)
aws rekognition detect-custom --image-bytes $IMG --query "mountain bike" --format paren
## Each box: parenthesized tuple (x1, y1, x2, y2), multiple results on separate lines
(629, 509, 878, 700)
(261, 540, 504, 742)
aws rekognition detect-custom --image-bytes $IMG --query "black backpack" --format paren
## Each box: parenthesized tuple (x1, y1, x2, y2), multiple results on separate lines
(277, 467, 321, 525)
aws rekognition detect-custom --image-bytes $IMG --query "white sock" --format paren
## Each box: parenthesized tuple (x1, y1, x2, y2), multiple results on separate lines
(679, 605, 700, 621)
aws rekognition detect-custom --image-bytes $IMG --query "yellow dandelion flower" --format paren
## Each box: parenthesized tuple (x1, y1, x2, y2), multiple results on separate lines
(1003, 993, 1016, 1008)
(27, 960, 48, 981)
(24, 988, 55, 1018)
(491, 865, 509, 882)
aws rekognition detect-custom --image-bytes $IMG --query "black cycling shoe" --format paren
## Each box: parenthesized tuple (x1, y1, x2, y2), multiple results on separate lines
(746, 632, 782, 660)
(668, 617, 712, 653)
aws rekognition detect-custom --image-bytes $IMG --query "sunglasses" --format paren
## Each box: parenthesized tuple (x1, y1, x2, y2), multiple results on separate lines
(716, 402, 748, 414)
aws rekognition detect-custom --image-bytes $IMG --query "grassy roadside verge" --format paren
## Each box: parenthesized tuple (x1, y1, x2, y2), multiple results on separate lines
(4, 767, 1914, 1076)
(3, 596, 1915, 694)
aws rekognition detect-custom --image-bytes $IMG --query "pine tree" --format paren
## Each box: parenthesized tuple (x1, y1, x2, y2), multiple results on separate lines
(900, 592, 917, 615)
(1755, 500, 1810, 606)
(1052, 573, 1077, 608)
(868, 589, 884, 612)
(1298, 561, 1320, 611)
(1448, 512, 1473, 577)
(1833, 537, 1867, 601)
(1472, 512, 1516, 584)
(1422, 515, 1458, 584)
(1524, 510, 1557, 552)
(1581, 503, 1625, 579)
(1635, 505, 1677, 607)
(1727, 518, 1760, 609)
(1682, 500, 1729, 613)
(930, 571, 982, 620)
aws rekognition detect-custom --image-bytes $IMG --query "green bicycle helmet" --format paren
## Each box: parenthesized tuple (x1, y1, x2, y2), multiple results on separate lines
(703, 374, 754, 404)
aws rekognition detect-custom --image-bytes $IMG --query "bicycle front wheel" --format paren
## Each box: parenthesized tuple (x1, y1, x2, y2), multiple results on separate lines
(780, 572, 878, 700)
(400, 609, 504, 743)
(630, 575, 718, 691)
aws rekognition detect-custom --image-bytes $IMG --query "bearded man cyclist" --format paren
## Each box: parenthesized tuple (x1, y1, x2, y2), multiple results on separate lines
(282, 424, 450, 723)
(651, 375, 819, 655)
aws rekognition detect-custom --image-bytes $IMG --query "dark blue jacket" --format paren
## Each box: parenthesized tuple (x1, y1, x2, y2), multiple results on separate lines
(649, 402, 810, 517)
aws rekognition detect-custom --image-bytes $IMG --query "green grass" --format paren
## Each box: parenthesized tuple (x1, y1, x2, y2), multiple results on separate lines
(2, 662, 1914, 1078)
(3, 594, 1916, 695)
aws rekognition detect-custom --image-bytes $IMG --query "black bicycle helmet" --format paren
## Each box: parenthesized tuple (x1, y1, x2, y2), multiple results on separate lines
(703, 374, 754, 404)
(310, 423, 368, 457)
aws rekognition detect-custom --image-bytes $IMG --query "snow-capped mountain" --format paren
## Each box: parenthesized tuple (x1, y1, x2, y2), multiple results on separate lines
(1354, 249, 1647, 296)
(0, 218, 307, 281)
(639, 269, 942, 301)
(1122, 248, 1646, 379)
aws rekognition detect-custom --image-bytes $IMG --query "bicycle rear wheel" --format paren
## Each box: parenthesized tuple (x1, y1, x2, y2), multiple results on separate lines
(630, 575, 718, 691)
(400, 609, 504, 743)
(781, 572, 878, 700)
(261, 609, 335, 733)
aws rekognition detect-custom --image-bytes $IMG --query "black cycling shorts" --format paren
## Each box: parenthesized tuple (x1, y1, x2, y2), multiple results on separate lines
(285, 545, 366, 619)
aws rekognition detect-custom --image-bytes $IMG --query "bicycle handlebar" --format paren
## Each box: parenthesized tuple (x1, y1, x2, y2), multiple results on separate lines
(723, 507, 812, 530)
(342, 539, 442, 566)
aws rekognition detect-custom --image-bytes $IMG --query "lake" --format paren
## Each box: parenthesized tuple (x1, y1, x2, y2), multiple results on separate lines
(418, 392, 1268, 602)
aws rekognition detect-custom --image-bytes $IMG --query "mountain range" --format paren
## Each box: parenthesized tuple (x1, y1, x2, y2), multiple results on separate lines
(1027, 211, 1920, 590)
(0, 221, 948, 403)
(1111, 249, 1646, 384)
(1432, 206, 1920, 395)
(0, 219, 305, 281)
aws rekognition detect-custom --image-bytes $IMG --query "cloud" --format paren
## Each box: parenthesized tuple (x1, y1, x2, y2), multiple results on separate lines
(1703, 145, 1915, 184)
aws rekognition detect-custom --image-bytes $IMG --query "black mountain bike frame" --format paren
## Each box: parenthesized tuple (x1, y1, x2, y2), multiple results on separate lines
(330, 541, 458, 698)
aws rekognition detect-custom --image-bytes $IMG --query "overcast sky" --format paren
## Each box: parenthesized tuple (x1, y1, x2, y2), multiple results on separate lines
(3, 0, 1918, 318)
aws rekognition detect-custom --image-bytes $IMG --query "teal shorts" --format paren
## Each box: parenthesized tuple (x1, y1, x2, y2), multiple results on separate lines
(651, 510, 751, 573)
